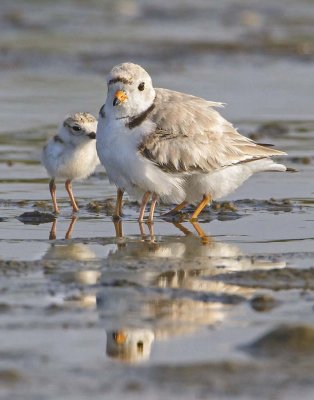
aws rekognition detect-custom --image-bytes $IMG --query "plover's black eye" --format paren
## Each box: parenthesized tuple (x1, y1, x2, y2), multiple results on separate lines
(138, 82, 145, 91)
(72, 126, 81, 132)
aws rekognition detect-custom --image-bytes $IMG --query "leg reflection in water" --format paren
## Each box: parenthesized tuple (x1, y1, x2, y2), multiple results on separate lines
(49, 215, 78, 240)
(173, 221, 210, 244)
(113, 219, 210, 246)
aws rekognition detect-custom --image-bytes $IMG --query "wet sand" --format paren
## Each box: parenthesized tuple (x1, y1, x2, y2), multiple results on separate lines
(1, 1, 314, 399)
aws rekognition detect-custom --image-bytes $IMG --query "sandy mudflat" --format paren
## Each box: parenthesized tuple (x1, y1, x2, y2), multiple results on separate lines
(1, 1, 314, 398)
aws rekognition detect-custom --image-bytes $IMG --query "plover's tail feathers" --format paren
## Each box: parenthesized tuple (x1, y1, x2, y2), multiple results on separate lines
(247, 158, 287, 173)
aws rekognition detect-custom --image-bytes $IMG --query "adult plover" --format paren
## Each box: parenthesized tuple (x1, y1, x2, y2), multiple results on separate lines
(96, 63, 288, 222)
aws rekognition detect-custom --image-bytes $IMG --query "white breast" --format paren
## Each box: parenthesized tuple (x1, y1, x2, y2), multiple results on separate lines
(43, 139, 99, 181)
(97, 116, 185, 203)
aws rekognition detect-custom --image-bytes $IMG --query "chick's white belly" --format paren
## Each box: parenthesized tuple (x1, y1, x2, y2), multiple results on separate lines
(43, 143, 99, 180)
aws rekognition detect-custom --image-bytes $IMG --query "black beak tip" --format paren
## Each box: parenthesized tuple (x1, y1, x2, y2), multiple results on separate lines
(88, 132, 96, 139)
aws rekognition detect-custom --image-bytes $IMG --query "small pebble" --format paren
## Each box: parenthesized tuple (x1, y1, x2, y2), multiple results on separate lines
(250, 294, 277, 312)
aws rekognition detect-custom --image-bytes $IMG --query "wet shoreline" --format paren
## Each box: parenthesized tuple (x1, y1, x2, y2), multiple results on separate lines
(1, 1, 314, 398)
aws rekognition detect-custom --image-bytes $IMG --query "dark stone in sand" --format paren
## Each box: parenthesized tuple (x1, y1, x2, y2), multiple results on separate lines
(16, 211, 55, 225)
(245, 324, 314, 357)
(250, 294, 277, 312)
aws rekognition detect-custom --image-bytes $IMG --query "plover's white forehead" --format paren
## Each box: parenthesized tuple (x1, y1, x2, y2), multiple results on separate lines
(107, 63, 152, 86)
(64, 112, 97, 127)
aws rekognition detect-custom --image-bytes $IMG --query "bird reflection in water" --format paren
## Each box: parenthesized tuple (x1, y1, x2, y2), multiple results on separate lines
(44, 218, 286, 363)
(46, 216, 97, 261)
(45, 216, 100, 307)
(106, 329, 155, 363)
(102, 219, 286, 363)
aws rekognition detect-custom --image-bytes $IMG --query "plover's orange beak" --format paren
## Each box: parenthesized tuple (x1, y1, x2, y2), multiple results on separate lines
(113, 90, 128, 106)
(112, 331, 127, 345)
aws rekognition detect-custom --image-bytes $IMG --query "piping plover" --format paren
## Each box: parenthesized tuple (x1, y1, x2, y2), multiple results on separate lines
(42, 112, 99, 214)
(96, 62, 288, 222)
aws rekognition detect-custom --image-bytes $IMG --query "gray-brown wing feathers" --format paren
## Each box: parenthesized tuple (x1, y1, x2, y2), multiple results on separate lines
(138, 88, 286, 173)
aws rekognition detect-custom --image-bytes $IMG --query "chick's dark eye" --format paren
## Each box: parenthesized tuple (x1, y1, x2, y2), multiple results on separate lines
(72, 126, 81, 132)
(138, 82, 145, 91)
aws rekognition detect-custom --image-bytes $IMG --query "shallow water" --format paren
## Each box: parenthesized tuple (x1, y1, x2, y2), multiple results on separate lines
(1, 1, 314, 399)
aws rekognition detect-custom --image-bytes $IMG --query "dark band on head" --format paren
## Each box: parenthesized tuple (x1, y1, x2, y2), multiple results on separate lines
(108, 77, 133, 85)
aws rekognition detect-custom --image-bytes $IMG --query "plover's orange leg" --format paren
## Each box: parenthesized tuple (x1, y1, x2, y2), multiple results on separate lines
(138, 191, 151, 222)
(163, 201, 188, 215)
(147, 192, 158, 223)
(49, 178, 60, 214)
(113, 188, 124, 220)
(65, 179, 79, 213)
(190, 194, 212, 221)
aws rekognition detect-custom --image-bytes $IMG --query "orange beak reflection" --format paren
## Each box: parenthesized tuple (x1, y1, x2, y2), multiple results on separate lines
(113, 90, 128, 106)
(112, 331, 127, 345)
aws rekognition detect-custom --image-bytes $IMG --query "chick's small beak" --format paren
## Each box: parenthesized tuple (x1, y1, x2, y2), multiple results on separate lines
(87, 132, 96, 139)
(113, 90, 128, 107)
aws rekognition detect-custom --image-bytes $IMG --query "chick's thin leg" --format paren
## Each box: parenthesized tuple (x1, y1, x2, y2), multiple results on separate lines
(65, 216, 78, 239)
(49, 178, 60, 214)
(65, 179, 79, 213)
